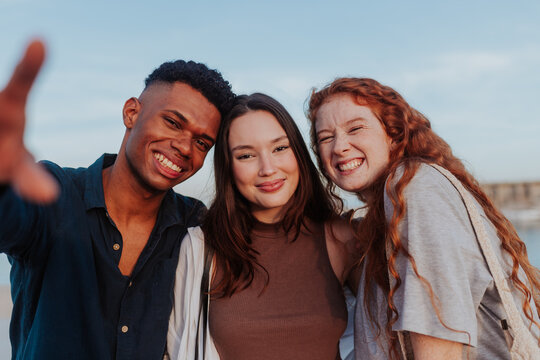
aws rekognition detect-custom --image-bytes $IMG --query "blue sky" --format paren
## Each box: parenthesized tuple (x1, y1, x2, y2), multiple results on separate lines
(1, 0, 539, 204)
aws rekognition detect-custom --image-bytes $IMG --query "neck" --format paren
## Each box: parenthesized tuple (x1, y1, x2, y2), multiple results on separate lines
(102, 158, 165, 226)
(251, 207, 287, 224)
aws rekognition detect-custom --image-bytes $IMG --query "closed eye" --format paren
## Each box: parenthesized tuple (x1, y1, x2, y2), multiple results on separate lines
(195, 139, 211, 152)
(348, 126, 363, 133)
(317, 135, 334, 143)
(164, 116, 180, 129)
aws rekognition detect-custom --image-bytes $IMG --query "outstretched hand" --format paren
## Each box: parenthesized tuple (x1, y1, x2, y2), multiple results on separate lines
(0, 40, 59, 203)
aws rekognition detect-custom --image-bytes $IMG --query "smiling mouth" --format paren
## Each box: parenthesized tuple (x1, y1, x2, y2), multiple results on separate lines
(153, 152, 183, 174)
(256, 179, 285, 192)
(337, 159, 363, 172)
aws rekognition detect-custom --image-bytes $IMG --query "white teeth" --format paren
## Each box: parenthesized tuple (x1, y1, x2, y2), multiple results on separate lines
(338, 159, 363, 171)
(153, 153, 182, 173)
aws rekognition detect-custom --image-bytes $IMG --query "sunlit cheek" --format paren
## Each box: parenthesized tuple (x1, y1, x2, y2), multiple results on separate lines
(231, 163, 244, 186)
(233, 160, 257, 190)
(288, 160, 300, 191)
(323, 154, 334, 174)
(191, 156, 205, 172)
(316, 145, 329, 168)
(284, 153, 299, 170)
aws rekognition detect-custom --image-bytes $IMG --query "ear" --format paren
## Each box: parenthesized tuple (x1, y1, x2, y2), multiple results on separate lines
(123, 97, 141, 129)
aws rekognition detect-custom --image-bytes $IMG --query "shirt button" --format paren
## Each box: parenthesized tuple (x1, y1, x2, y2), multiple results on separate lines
(128, 281, 133, 287)
(121, 325, 129, 333)
(113, 243, 120, 251)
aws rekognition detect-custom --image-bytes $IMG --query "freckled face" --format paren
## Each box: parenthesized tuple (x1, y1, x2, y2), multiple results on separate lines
(229, 110, 300, 223)
(315, 94, 393, 194)
(123, 82, 221, 192)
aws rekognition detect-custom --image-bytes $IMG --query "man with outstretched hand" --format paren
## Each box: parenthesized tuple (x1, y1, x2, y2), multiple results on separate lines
(0, 40, 235, 359)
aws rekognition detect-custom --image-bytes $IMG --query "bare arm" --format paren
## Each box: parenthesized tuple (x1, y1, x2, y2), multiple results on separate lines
(325, 217, 360, 287)
(0, 40, 59, 203)
(410, 332, 463, 360)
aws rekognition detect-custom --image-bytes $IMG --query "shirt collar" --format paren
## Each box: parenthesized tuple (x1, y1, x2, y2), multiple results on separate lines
(156, 188, 186, 230)
(83, 153, 185, 229)
(83, 153, 113, 211)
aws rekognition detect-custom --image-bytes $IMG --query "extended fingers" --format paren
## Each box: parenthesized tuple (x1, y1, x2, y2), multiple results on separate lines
(12, 153, 59, 204)
(4, 40, 46, 104)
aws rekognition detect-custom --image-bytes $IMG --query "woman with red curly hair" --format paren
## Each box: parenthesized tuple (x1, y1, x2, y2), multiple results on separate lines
(307, 78, 540, 359)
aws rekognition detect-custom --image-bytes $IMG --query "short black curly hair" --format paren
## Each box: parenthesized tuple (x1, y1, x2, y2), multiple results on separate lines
(145, 60, 235, 118)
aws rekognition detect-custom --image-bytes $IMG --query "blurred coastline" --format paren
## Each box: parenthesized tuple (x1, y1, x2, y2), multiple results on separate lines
(484, 180, 540, 266)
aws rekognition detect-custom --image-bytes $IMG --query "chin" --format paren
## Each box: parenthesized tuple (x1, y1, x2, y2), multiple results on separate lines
(334, 180, 364, 194)
(263, 201, 287, 210)
(142, 177, 181, 193)
(331, 179, 355, 192)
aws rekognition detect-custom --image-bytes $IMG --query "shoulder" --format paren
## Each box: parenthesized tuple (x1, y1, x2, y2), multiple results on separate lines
(409, 164, 456, 191)
(325, 216, 355, 246)
(39, 159, 95, 181)
(387, 163, 455, 193)
(383, 163, 478, 249)
(325, 215, 359, 259)
(385, 163, 463, 209)
(171, 193, 207, 226)
(385, 164, 483, 253)
(182, 226, 205, 251)
(39, 160, 87, 191)
(39, 160, 67, 181)
(173, 193, 205, 209)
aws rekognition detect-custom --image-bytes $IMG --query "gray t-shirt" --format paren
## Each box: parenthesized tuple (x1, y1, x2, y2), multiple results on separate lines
(354, 164, 539, 359)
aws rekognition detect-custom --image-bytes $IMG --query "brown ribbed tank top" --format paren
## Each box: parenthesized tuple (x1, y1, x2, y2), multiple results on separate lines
(209, 219, 347, 360)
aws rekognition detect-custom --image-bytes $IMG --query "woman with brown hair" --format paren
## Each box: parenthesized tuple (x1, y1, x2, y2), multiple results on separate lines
(168, 93, 357, 359)
(307, 78, 540, 359)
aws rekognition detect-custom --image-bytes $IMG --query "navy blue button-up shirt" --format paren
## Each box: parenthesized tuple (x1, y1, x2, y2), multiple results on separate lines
(0, 154, 205, 360)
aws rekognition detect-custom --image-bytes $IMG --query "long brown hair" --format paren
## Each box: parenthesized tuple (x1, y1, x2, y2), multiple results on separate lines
(203, 93, 337, 297)
(307, 78, 540, 358)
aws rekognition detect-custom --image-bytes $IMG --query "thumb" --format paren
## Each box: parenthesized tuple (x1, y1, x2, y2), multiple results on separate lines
(12, 153, 60, 204)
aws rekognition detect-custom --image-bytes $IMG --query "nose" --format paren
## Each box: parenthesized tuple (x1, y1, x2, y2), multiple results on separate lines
(258, 153, 277, 177)
(332, 133, 350, 155)
(171, 135, 192, 159)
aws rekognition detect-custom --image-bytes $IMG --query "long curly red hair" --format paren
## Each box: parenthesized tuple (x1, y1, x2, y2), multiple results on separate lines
(307, 77, 540, 358)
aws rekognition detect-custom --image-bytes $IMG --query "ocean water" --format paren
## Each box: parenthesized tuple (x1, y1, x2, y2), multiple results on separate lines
(519, 226, 540, 267)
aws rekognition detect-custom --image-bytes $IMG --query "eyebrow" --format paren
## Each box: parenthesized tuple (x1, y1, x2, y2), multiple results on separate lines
(166, 109, 216, 144)
(230, 135, 289, 152)
(316, 118, 366, 136)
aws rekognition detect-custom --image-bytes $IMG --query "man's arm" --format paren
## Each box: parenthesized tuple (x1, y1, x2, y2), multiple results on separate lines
(0, 40, 59, 203)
